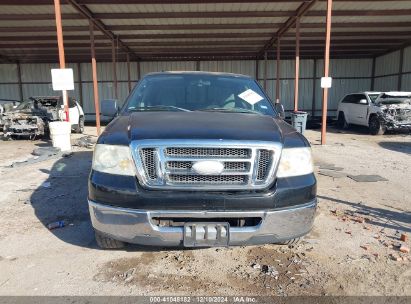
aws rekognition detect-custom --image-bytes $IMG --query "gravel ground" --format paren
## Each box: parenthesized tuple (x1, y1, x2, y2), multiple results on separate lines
(0, 126, 410, 296)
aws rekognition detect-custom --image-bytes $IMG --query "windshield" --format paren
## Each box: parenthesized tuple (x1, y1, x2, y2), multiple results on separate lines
(368, 94, 380, 102)
(125, 74, 276, 116)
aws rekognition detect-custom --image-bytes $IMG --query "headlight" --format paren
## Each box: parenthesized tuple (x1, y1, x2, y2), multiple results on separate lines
(277, 147, 314, 178)
(92, 144, 135, 176)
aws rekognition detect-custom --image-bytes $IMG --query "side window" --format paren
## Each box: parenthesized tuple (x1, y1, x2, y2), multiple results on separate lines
(342, 95, 352, 103)
(352, 94, 367, 104)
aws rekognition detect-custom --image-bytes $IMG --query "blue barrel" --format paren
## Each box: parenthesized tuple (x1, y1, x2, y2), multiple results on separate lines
(291, 111, 308, 134)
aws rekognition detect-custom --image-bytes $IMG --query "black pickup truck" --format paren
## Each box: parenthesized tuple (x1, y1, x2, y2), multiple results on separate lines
(88, 71, 317, 249)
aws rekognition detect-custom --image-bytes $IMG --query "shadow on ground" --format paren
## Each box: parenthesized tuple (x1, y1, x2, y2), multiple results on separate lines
(30, 150, 96, 248)
(29, 150, 187, 252)
(318, 195, 411, 233)
(378, 141, 411, 155)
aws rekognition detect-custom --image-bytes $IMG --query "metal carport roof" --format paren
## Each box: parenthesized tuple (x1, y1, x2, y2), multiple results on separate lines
(0, 0, 411, 63)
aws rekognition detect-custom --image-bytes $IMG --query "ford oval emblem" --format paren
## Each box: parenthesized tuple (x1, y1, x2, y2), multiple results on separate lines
(192, 161, 224, 175)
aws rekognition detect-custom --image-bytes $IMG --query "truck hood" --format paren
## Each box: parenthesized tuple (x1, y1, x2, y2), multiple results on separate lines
(99, 111, 291, 144)
(131, 111, 281, 141)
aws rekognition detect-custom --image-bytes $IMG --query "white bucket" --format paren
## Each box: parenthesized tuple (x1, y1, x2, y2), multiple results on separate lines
(49, 121, 72, 152)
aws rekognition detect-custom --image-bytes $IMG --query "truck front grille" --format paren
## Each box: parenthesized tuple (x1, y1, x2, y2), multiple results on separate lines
(131, 140, 281, 191)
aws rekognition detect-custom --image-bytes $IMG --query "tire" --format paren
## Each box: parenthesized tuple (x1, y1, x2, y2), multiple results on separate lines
(95, 230, 125, 249)
(337, 112, 348, 129)
(277, 237, 303, 246)
(369, 115, 385, 135)
(74, 116, 85, 134)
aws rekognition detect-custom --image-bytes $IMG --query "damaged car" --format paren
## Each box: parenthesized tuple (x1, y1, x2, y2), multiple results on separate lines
(2, 96, 84, 139)
(373, 92, 411, 134)
(336, 91, 411, 135)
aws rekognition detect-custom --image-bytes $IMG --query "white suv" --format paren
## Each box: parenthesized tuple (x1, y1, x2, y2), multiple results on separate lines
(336, 92, 381, 135)
(337, 91, 411, 135)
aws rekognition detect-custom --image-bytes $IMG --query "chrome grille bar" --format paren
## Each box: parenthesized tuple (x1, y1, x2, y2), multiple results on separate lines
(130, 139, 282, 191)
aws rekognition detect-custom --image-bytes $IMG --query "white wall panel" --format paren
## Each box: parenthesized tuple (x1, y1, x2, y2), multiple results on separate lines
(0, 84, 20, 100)
(0, 64, 18, 83)
(200, 60, 255, 76)
(401, 74, 411, 91)
(375, 51, 400, 76)
(141, 61, 196, 75)
(374, 76, 399, 92)
(403, 46, 411, 73)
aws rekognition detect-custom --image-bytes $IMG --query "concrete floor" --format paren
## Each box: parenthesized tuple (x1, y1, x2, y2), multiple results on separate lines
(0, 126, 410, 296)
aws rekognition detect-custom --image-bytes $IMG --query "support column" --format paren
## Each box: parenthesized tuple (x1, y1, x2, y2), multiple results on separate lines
(312, 59, 317, 117)
(294, 17, 300, 112)
(17, 61, 23, 101)
(112, 39, 118, 100)
(53, 0, 69, 121)
(77, 62, 83, 106)
(276, 38, 281, 104)
(321, 0, 333, 145)
(398, 48, 404, 91)
(370, 56, 376, 91)
(137, 61, 141, 81)
(126, 53, 131, 93)
(263, 51, 268, 90)
(89, 20, 101, 136)
(255, 59, 259, 81)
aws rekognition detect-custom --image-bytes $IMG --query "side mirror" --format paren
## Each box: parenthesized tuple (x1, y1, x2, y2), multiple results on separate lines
(101, 99, 118, 117)
(275, 103, 286, 119)
(359, 99, 368, 104)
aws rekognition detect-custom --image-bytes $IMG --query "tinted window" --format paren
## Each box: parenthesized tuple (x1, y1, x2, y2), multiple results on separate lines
(125, 74, 276, 116)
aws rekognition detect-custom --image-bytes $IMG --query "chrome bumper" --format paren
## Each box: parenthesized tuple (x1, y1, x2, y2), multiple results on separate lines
(88, 199, 317, 247)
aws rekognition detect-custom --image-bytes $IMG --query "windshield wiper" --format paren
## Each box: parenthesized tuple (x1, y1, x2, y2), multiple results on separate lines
(196, 107, 261, 114)
(128, 105, 191, 112)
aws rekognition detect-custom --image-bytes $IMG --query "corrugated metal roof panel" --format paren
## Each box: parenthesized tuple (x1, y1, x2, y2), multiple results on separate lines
(302, 15, 411, 23)
(311, 1, 411, 11)
(87, 2, 300, 13)
(116, 28, 275, 35)
(103, 17, 287, 26)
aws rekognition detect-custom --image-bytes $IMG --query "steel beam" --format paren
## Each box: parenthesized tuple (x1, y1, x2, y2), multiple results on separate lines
(89, 20, 101, 136)
(126, 53, 131, 93)
(294, 17, 300, 112)
(321, 0, 332, 145)
(276, 38, 280, 104)
(53, 0, 69, 122)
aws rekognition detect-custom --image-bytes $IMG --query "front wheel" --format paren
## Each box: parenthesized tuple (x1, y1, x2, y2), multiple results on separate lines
(276, 237, 303, 246)
(337, 112, 348, 129)
(95, 230, 125, 249)
(369, 116, 385, 135)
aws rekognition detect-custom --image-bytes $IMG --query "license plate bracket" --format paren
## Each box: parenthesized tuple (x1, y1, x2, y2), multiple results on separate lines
(183, 222, 230, 247)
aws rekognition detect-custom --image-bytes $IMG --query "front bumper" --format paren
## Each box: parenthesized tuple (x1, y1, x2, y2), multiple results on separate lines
(89, 199, 317, 247)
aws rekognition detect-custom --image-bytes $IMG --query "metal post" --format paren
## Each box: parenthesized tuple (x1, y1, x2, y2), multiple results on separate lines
(53, 0, 69, 122)
(126, 53, 131, 93)
(112, 40, 118, 100)
(77, 62, 83, 106)
(276, 38, 281, 104)
(370, 56, 376, 91)
(255, 59, 259, 81)
(89, 20, 101, 136)
(17, 61, 23, 101)
(312, 59, 317, 117)
(137, 60, 141, 81)
(321, 0, 333, 145)
(263, 51, 268, 90)
(398, 47, 404, 91)
(294, 17, 300, 112)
